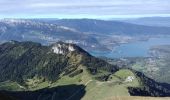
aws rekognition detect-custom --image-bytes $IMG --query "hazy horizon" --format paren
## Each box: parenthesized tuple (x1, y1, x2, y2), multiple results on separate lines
(0, 0, 170, 19)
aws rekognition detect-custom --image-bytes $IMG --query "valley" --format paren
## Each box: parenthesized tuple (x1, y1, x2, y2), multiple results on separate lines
(0, 19, 170, 100)
(103, 45, 170, 84)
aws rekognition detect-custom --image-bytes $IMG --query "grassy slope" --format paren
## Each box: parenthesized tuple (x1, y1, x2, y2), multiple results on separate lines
(0, 81, 25, 91)
(0, 68, 169, 100)
(108, 96, 170, 100)
(0, 68, 150, 100)
(19, 68, 140, 100)
(82, 69, 141, 100)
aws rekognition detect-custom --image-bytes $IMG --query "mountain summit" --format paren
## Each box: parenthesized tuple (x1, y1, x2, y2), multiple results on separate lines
(0, 41, 116, 84)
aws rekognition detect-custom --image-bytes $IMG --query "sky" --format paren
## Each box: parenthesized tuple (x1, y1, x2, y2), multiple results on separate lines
(0, 0, 170, 19)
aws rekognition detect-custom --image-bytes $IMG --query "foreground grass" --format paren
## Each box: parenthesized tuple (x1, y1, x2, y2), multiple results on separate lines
(1, 68, 169, 100)
(0, 81, 25, 91)
(108, 96, 170, 100)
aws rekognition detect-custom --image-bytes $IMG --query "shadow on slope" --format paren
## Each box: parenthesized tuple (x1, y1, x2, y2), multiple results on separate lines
(0, 84, 86, 100)
(128, 71, 170, 97)
(0, 92, 17, 100)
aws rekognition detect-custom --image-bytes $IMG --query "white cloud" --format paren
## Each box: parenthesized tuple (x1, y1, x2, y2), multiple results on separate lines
(0, 0, 169, 18)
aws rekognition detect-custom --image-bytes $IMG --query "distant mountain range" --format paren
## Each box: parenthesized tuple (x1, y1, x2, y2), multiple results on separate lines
(1, 18, 170, 53)
(0, 41, 170, 100)
(38, 18, 170, 35)
(122, 17, 170, 27)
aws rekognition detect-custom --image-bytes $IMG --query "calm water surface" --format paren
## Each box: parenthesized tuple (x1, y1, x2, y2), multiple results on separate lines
(91, 37, 170, 58)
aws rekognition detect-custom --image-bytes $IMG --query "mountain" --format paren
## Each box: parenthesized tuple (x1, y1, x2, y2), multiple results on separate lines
(0, 41, 170, 100)
(41, 19, 170, 36)
(122, 17, 170, 27)
(0, 41, 116, 85)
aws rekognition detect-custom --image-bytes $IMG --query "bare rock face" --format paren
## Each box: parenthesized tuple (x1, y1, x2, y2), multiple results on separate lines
(51, 42, 75, 55)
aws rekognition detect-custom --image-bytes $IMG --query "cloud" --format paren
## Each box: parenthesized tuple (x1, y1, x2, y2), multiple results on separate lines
(0, 0, 170, 18)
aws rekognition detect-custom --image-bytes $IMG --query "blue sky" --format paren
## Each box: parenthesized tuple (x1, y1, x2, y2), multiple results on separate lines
(0, 0, 170, 19)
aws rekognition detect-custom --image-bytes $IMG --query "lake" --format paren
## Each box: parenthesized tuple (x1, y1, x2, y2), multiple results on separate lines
(90, 37, 170, 58)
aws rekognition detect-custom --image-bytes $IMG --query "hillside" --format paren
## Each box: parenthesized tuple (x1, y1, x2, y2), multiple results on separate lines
(0, 41, 170, 100)
(0, 41, 116, 86)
